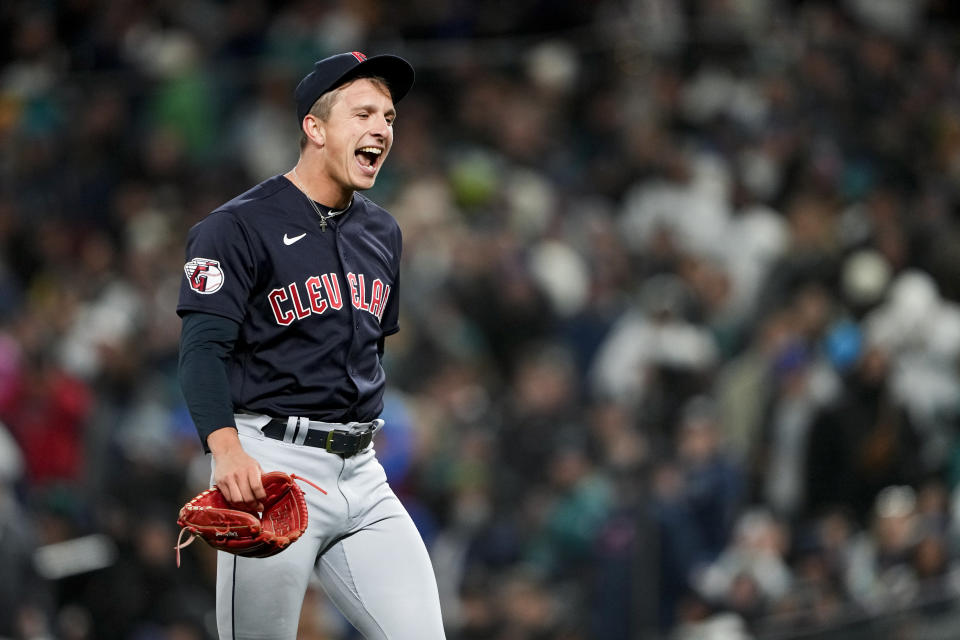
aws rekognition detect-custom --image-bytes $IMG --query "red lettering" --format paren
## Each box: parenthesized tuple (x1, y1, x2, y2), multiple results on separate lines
(348, 273, 361, 309)
(289, 283, 311, 320)
(377, 284, 391, 321)
(358, 274, 371, 311)
(305, 276, 328, 314)
(322, 274, 343, 310)
(270, 274, 388, 325)
(269, 288, 294, 325)
(369, 279, 384, 318)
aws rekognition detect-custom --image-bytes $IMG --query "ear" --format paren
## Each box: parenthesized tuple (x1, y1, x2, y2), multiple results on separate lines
(301, 115, 325, 147)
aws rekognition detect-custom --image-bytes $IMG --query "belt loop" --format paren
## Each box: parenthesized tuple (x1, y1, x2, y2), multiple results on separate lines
(283, 416, 297, 443)
(294, 417, 310, 446)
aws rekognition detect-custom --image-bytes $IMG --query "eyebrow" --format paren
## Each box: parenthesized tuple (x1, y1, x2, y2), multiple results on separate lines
(354, 104, 396, 117)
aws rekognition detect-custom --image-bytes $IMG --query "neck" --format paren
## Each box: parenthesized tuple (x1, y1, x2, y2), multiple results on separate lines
(289, 161, 353, 210)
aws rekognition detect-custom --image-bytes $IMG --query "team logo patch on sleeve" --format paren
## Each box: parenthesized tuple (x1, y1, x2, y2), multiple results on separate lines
(184, 258, 225, 294)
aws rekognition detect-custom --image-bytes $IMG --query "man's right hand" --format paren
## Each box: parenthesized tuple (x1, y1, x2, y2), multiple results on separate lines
(207, 427, 266, 512)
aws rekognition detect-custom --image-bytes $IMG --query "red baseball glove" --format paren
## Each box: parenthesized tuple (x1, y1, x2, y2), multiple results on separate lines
(175, 471, 325, 566)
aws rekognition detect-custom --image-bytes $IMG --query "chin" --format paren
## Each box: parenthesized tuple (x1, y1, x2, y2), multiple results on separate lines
(352, 176, 378, 191)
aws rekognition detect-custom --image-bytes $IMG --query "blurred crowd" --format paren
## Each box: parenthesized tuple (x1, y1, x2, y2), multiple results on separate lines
(3, 0, 960, 639)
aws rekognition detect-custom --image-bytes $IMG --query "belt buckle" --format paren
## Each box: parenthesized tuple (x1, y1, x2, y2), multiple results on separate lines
(324, 429, 340, 453)
(325, 429, 353, 454)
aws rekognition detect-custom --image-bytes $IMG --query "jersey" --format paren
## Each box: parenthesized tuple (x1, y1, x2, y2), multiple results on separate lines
(176, 174, 401, 424)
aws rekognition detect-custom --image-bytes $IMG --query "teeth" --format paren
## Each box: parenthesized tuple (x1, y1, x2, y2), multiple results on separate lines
(358, 147, 382, 155)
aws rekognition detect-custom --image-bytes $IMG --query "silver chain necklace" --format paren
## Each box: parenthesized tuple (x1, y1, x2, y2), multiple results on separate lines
(290, 167, 351, 232)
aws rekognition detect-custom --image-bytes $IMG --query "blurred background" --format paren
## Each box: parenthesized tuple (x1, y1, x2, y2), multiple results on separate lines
(2, 0, 960, 638)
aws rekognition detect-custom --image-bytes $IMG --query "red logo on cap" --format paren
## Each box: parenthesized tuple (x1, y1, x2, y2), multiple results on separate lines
(351, 51, 367, 62)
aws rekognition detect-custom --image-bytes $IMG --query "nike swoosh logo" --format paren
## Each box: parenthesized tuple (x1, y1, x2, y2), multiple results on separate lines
(283, 232, 307, 246)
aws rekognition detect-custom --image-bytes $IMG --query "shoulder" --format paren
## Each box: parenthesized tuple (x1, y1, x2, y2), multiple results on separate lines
(224, 175, 294, 211)
(192, 176, 296, 233)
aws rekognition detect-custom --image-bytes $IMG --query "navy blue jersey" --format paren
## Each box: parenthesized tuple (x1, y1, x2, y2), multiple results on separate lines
(177, 175, 401, 423)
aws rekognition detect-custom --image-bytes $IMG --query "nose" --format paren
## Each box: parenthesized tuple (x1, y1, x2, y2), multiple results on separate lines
(370, 114, 392, 137)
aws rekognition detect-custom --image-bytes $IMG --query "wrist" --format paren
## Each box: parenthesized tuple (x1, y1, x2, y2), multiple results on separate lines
(207, 426, 242, 455)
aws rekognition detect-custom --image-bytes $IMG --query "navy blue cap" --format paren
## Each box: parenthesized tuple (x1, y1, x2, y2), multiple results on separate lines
(294, 51, 415, 124)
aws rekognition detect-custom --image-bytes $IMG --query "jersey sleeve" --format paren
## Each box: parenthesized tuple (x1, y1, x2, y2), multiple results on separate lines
(379, 227, 402, 336)
(380, 271, 400, 336)
(177, 210, 257, 323)
(178, 311, 241, 452)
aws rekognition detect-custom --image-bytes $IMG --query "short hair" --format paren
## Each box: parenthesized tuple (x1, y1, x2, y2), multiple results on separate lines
(299, 75, 392, 150)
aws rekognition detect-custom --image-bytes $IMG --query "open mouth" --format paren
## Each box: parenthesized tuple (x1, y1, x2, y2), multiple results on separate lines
(355, 146, 383, 174)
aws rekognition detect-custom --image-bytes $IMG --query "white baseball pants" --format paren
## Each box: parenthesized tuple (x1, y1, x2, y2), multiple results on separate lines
(212, 414, 446, 640)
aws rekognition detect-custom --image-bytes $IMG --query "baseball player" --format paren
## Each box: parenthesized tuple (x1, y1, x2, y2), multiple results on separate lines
(177, 52, 445, 639)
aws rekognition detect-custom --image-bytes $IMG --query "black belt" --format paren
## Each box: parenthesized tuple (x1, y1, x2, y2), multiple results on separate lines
(262, 419, 374, 457)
